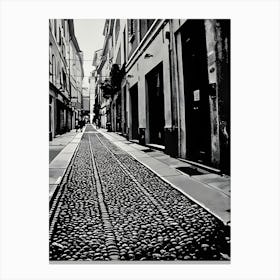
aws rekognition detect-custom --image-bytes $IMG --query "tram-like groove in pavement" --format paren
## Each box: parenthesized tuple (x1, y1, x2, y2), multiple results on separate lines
(49, 125, 230, 261)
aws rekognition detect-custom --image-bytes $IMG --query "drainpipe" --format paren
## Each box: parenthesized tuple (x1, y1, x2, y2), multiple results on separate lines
(166, 20, 178, 157)
(68, 32, 72, 130)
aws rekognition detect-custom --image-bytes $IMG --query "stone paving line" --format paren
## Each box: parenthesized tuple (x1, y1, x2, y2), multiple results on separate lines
(49, 126, 230, 261)
(95, 127, 230, 225)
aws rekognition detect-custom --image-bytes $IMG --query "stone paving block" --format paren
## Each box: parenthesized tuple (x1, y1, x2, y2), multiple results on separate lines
(152, 155, 170, 160)
(49, 159, 71, 169)
(192, 174, 230, 196)
(71, 138, 82, 143)
(49, 168, 65, 184)
(140, 158, 181, 177)
(114, 144, 138, 152)
(128, 150, 151, 157)
(49, 154, 72, 169)
(61, 143, 78, 154)
(145, 151, 165, 158)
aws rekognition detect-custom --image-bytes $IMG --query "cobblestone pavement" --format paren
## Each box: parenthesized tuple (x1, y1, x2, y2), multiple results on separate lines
(49, 126, 230, 261)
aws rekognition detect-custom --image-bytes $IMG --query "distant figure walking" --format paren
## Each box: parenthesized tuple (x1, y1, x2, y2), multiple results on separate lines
(95, 119, 100, 129)
(75, 119, 79, 132)
(78, 119, 84, 132)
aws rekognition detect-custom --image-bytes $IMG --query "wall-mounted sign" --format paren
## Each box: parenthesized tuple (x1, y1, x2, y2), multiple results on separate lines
(193, 89, 200, 101)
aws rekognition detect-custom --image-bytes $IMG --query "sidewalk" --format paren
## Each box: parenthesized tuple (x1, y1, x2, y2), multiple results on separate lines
(49, 129, 80, 163)
(49, 129, 84, 201)
(49, 125, 230, 225)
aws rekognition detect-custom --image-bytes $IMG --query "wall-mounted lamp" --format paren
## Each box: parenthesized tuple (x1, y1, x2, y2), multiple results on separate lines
(127, 74, 134, 78)
(144, 53, 153, 59)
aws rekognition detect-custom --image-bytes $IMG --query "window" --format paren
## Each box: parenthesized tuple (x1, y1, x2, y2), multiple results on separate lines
(51, 55, 55, 83)
(62, 41, 65, 57)
(140, 19, 155, 41)
(62, 70, 67, 90)
(115, 19, 120, 45)
(62, 19, 65, 37)
(58, 28, 62, 45)
(49, 44, 52, 78)
(54, 19, 57, 39)
(128, 19, 136, 42)
(57, 62, 61, 85)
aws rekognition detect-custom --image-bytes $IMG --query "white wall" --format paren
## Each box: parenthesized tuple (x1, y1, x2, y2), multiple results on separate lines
(125, 22, 172, 143)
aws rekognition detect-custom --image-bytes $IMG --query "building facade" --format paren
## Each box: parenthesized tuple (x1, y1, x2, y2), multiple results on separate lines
(88, 71, 96, 124)
(94, 19, 230, 174)
(49, 19, 84, 140)
(170, 19, 230, 174)
(93, 22, 114, 129)
(68, 20, 84, 125)
(81, 87, 90, 122)
(91, 49, 102, 126)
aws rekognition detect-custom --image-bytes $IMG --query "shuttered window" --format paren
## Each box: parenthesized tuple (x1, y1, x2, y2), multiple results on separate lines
(128, 19, 136, 42)
(115, 19, 120, 45)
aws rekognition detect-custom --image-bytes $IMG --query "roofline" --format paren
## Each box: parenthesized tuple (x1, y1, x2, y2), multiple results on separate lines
(68, 19, 84, 78)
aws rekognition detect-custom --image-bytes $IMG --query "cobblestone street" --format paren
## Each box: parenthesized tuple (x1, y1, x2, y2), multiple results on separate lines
(49, 125, 230, 261)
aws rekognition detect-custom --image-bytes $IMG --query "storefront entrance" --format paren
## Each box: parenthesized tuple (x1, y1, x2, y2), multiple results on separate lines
(181, 20, 211, 165)
(129, 84, 139, 140)
(146, 63, 165, 146)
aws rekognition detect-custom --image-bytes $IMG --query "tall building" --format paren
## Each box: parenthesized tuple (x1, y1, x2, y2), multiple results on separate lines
(88, 71, 96, 124)
(49, 19, 84, 140)
(68, 20, 84, 125)
(93, 21, 114, 129)
(81, 87, 90, 121)
(92, 49, 103, 125)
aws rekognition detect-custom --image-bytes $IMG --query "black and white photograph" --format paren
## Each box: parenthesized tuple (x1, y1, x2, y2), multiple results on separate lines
(49, 19, 231, 262)
(1, 0, 280, 279)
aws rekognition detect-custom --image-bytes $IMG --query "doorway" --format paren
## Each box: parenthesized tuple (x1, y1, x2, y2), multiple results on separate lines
(129, 84, 139, 140)
(181, 20, 211, 165)
(146, 62, 165, 145)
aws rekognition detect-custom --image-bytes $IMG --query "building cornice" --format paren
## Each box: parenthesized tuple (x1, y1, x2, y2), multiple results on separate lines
(68, 19, 84, 78)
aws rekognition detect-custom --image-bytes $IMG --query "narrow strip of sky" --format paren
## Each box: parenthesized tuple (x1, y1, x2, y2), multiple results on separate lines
(74, 19, 105, 87)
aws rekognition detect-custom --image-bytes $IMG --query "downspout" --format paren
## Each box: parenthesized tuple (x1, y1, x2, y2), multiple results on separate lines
(167, 20, 178, 157)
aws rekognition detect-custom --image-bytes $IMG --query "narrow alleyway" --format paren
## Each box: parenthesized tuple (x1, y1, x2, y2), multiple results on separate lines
(49, 125, 230, 261)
